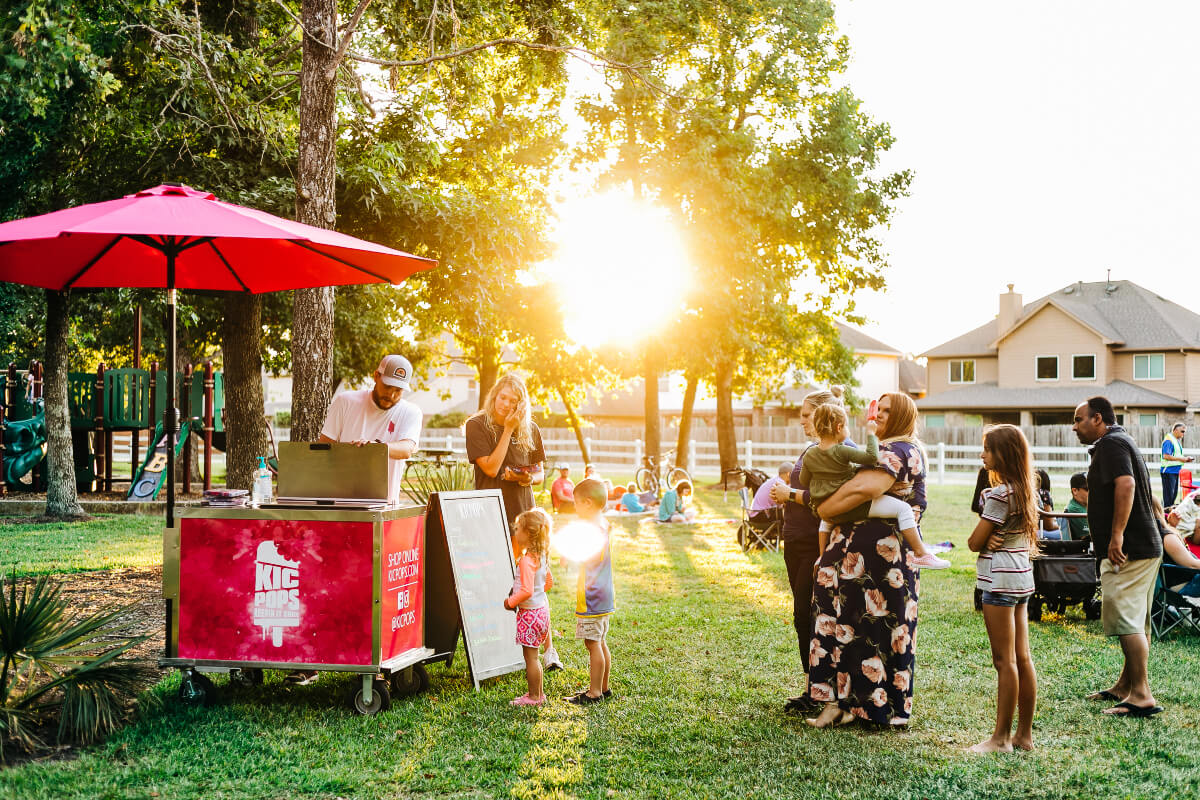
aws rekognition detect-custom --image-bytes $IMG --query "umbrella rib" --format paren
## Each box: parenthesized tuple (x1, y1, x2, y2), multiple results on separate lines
(63, 235, 125, 289)
(287, 240, 393, 283)
(207, 241, 251, 292)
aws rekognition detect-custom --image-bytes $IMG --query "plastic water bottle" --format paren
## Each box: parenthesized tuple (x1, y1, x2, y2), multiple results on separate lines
(254, 456, 273, 505)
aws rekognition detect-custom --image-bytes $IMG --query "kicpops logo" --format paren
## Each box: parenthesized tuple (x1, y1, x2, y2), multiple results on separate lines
(392, 365, 407, 380)
(253, 541, 300, 647)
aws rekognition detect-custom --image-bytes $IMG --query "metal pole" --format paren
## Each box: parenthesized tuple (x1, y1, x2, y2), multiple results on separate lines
(166, 250, 177, 530)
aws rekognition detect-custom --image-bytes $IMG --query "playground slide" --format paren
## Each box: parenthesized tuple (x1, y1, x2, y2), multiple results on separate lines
(3, 405, 47, 489)
(128, 421, 196, 501)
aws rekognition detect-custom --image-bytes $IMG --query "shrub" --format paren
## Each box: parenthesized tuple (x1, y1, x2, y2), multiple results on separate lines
(426, 411, 469, 430)
(0, 571, 154, 759)
(273, 411, 291, 427)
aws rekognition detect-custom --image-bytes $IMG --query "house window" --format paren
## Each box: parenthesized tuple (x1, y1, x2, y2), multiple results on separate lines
(1138, 413, 1157, 427)
(964, 414, 983, 427)
(1133, 354, 1165, 381)
(1072, 354, 1096, 380)
(949, 359, 975, 384)
(1036, 356, 1058, 381)
(658, 376, 671, 393)
(924, 414, 945, 428)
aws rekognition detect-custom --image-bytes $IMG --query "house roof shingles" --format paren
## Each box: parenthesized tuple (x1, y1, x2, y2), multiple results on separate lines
(835, 321, 902, 355)
(922, 280, 1200, 358)
(917, 380, 1187, 411)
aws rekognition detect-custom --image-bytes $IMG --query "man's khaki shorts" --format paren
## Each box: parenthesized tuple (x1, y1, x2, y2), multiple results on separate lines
(575, 615, 611, 641)
(1100, 556, 1161, 637)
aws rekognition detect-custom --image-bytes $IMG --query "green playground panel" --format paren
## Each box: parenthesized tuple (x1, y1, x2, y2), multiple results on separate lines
(65, 369, 223, 431)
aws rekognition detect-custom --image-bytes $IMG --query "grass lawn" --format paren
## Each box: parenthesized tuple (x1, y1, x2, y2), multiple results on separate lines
(2, 485, 1199, 799)
(0, 515, 162, 574)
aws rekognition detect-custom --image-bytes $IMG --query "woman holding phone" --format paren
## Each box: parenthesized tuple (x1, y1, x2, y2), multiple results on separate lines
(465, 372, 547, 529)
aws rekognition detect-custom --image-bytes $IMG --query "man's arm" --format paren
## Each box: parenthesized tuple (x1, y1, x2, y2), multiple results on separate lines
(387, 439, 416, 460)
(1109, 474, 1135, 567)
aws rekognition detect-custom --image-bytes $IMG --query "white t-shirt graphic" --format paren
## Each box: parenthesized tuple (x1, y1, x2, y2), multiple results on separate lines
(320, 389, 422, 504)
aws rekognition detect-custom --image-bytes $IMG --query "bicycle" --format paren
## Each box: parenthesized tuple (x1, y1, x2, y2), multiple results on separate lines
(635, 449, 692, 497)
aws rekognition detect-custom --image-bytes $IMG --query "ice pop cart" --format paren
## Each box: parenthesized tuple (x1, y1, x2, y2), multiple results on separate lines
(161, 504, 433, 714)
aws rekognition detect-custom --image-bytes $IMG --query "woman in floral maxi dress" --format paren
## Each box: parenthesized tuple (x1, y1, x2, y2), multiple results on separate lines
(806, 393, 926, 728)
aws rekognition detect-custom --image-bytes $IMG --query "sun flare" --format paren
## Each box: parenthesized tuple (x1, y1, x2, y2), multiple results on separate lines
(541, 192, 691, 348)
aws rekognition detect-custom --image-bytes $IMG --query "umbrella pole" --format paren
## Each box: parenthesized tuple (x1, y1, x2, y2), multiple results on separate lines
(166, 253, 177, 530)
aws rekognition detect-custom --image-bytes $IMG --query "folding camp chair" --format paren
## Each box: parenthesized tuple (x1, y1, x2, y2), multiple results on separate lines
(736, 487, 781, 552)
(1151, 561, 1200, 640)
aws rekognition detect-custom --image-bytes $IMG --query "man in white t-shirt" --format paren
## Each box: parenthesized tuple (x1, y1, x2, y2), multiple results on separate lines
(319, 354, 422, 505)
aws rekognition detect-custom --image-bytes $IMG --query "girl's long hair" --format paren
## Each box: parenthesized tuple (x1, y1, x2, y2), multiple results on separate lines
(982, 424, 1040, 550)
(515, 508, 552, 563)
(472, 372, 535, 450)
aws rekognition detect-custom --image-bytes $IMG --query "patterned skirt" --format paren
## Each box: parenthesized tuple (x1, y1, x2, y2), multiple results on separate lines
(807, 517, 919, 726)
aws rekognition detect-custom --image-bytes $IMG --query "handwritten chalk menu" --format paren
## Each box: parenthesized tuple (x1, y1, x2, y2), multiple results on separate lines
(425, 490, 522, 687)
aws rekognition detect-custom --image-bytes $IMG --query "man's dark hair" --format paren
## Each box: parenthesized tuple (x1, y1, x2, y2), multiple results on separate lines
(1174, 422, 1186, 432)
(1070, 472, 1088, 491)
(1085, 396, 1117, 425)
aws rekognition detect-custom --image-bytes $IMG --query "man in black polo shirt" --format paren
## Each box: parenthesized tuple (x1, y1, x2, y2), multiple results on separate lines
(1072, 396, 1163, 717)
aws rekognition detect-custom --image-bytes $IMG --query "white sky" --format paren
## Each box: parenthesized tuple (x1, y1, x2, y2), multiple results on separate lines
(834, 0, 1200, 356)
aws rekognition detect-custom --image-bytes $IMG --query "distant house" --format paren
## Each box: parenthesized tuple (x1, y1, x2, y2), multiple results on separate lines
(918, 280, 1200, 427)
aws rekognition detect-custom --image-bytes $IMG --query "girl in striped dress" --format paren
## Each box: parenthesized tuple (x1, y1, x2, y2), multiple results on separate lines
(967, 424, 1040, 753)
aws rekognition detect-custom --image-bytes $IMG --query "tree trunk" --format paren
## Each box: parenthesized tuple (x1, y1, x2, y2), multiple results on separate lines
(290, 0, 339, 443)
(221, 293, 269, 489)
(557, 384, 590, 464)
(643, 347, 661, 463)
(476, 345, 500, 409)
(675, 371, 699, 472)
(43, 290, 84, 518)
(715, 365, 737, 486)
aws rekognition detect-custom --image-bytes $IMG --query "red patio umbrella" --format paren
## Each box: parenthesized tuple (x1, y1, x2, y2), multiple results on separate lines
(0, 183, 436, 526)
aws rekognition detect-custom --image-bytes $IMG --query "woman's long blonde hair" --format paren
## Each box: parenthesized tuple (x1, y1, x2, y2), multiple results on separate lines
(982, 424, 1039, 550)
(515, 508, 552, 563)
(473, 372, 535, 450)
(802, 385, 845, 412)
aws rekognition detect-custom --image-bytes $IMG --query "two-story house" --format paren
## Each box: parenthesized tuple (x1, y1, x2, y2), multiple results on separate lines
(918, 280, 1200, 427)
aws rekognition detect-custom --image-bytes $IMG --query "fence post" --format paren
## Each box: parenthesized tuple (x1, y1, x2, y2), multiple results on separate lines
(746, 438, 753, 470)
(634, 438, 643, 470)
(937, 441, 945, 486)
(689, 439, 696, 474)
(445, 434, 453, 453)
(584, 437, 592, 465)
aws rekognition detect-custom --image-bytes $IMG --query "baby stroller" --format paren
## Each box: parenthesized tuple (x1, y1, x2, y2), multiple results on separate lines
(726, 467, 781, 552)
(1028, 537, 1102, 622)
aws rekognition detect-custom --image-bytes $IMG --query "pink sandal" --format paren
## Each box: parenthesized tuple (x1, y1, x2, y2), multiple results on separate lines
(511, 694, 546, 707)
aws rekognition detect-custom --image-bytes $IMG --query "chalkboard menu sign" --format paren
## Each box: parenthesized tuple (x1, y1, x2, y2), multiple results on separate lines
(424, 490, 523, 687)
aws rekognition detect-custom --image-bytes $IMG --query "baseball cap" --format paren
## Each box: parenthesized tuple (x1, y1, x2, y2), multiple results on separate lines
(377, 355, 412, 389)
(556, 462, 570, 470)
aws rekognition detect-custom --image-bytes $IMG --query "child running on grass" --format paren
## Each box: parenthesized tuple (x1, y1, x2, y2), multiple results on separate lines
(802, 403, 950, 569)
(504, 508, 556, 706)
(967, 424, 1039, 753)
(565, 478, 615, 704)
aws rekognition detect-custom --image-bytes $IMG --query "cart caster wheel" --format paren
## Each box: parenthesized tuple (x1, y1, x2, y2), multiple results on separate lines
(1084, 598, 1103, 620)
(179, 670, 218, 707)
(973, 588, 983, 612)
(390, 664, 429, 698)
(351, 679, 392, 715)
(1028, 598, 1043, 623)
(232, 668, 264, 687)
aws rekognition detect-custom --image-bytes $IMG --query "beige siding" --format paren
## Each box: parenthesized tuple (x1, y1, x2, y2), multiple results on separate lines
(1186, 353, 1200, 404)
(996, 305, 1107, 388)
(926, 356, 997, 396)
(1113, 352, 1187, 400)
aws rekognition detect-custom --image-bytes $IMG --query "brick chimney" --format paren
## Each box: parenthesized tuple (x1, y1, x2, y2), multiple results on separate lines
(998, 284, 1022, 335)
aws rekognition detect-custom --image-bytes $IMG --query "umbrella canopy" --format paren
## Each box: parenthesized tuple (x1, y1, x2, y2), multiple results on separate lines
(0, 183, 437, 526)
(0, 183, 435, 290)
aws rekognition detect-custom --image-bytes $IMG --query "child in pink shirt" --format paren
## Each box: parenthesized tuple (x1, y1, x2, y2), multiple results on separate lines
(504, 508, 555, 706)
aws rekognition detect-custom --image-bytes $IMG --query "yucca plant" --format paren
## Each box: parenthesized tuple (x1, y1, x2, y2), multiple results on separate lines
(401, 459, 476, 505)
(0, 570, 154, 759)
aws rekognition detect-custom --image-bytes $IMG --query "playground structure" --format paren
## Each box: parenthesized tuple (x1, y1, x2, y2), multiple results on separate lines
(1, 360, 224, 498)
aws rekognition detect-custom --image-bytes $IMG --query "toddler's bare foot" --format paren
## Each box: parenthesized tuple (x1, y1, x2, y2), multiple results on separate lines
(968, 737, 1013, 753)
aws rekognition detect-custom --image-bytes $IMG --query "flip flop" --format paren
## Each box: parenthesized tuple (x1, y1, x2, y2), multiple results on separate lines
(1086, 690, 1121, 702)
(1104, 701, 1164, 718)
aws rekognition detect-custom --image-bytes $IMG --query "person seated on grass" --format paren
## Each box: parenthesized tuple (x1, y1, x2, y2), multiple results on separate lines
(1059, 472, 1090, 541)
(551, 463, 575, 514)
(802, 403, 949, 569)
(619, 482, 656, 513)
(750, 463, 791, 523)
(657, 478, 697, 523)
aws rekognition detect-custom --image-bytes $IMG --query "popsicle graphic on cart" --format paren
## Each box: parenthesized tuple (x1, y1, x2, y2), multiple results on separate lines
(253, 541, 301, 646)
